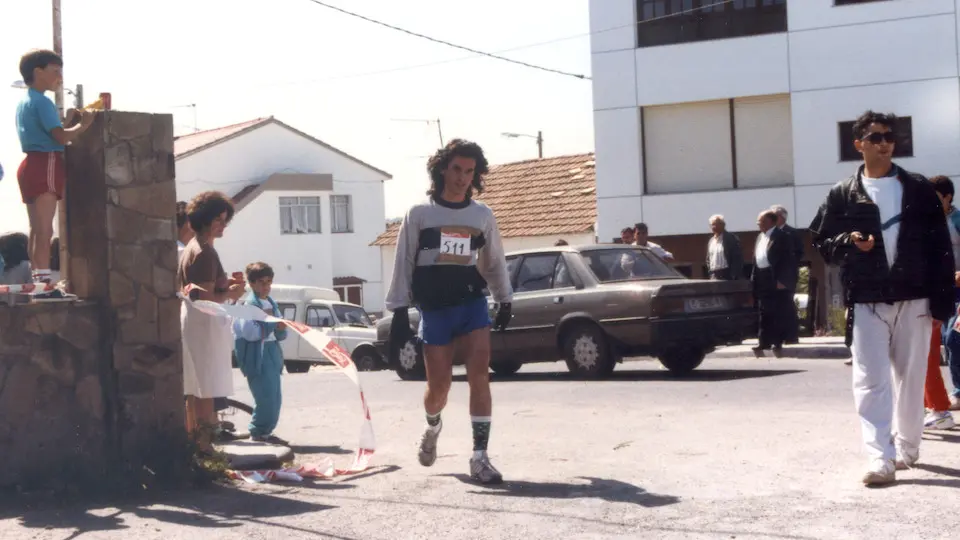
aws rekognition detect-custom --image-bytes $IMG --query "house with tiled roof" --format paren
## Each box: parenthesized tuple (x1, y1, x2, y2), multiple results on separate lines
(371, 153, 598, 310)
(175, 117, 391, 311)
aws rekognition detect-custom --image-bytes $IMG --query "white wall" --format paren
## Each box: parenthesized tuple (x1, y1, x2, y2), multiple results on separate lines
(175, 121, 390, 313)
(214, 190, 334, 290)
(377, 232, 596, 312)
(590, 0, 960, 241)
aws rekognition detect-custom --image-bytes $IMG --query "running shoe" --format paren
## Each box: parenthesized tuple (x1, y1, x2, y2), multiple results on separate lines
(862, 458, 895, 486)
(895, 441, 920, 471)
(923, 411, 956, 432)
(418, 423, 441, 467)
(469, 454, 503, 485)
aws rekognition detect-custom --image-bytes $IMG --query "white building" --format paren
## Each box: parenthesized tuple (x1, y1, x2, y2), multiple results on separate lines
(174, 117, 392, 313)
(372, 154, 598, 312)
(589, 0, 960, 321)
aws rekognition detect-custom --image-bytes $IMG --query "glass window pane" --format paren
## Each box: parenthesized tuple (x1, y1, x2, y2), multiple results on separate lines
(280, 206, 293, 234)
(279, 196, 297, 206)
(300, 196, 320, 205)
(515, 255, 559, 292)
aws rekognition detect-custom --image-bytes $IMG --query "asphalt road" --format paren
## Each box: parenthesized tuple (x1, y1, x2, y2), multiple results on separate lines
(3, 354, 959, 540)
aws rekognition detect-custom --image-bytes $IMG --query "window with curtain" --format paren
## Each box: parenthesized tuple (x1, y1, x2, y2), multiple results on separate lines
(331, 194, 353, 233)
(279, 196, 321, 234)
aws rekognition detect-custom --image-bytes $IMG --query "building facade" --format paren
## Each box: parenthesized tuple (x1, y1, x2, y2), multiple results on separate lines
(174, 117, 392, 314)
(589, 0, 960, 321)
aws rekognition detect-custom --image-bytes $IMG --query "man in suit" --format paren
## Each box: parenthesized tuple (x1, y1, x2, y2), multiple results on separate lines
(752, 210, 797, 357)
(705, 214, 744, 280)
(771, 205, 804, 344)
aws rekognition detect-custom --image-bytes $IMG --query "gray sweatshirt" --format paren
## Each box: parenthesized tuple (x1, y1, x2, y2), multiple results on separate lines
(385, 197, 513, 311)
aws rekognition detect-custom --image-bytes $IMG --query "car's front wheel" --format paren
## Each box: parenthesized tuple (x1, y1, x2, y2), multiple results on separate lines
(658, 346, 706, 375)
(352, 346, 381, 372)
(394, 338, 426, 381)
(562, 323, 614, 379)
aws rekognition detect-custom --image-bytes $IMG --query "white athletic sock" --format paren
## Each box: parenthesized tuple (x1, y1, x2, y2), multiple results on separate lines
(426, 411, 442, 433)
(32, 269, 51, 283)
(472, 450, 487, 460)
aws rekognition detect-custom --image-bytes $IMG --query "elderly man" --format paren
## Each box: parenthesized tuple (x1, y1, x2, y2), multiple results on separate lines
(771, 205, 804, 344)
(705, 215, 743, 280)
(752, 210, 796, 357)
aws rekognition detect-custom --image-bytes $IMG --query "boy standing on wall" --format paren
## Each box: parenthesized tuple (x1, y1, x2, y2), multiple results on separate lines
(15, 49, 94, 284)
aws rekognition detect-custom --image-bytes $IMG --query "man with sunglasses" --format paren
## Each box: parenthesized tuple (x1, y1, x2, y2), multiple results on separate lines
(810, 111, 954, 486)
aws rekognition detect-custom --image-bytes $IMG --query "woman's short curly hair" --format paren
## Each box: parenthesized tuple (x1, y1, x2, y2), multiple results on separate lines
(186, 191, 234, 233)
(426, 139, 489, 199)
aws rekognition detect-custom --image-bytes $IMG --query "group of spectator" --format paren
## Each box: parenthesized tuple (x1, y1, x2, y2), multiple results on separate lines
(0, 232, 60, 286)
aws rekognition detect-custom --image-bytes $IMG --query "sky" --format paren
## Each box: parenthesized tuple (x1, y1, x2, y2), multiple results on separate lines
(0, 0, 595, 233)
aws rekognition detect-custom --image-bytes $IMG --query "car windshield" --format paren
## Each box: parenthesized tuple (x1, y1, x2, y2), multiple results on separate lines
(332, 304, 374, 327)
(580, 248, 683, 283)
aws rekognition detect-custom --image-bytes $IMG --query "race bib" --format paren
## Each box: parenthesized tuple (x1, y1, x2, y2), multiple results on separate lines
(437, 228, 472, 264)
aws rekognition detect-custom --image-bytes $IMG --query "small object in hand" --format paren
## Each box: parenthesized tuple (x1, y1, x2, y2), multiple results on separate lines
(232, 271, 244, 281)
(84, 97, 104, 111)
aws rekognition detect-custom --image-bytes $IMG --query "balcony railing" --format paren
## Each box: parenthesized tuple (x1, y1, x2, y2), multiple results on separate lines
(637, 0, 787, 49)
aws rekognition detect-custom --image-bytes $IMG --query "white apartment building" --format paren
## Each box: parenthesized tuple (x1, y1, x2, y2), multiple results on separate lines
(589, 0, 960, 324)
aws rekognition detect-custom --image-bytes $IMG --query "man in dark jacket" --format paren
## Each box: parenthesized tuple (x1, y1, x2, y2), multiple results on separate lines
(809, 110, 954, 486)
(751, 210, 795, 357)
(706, 214, 743, 280)
(772, 205, 804, 344)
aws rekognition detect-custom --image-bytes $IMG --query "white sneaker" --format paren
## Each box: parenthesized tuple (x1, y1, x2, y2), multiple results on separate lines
(895, 442, 920, 471)
(924, 411, 956, 432)
(862, 458, 895, 485)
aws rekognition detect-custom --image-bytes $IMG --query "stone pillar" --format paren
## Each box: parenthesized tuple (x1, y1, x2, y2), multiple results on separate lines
(65, 111, 185, 469)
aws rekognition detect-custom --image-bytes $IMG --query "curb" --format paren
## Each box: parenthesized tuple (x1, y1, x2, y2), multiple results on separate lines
(218, 441, 295, 470)
(710, 346, 851, 360)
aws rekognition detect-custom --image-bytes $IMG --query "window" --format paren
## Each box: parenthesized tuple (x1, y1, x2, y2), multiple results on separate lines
(515, 255, 561, 293)
(331, 195, 353, 233)
(334, 284, 363, 306)
(278, 303, 296, 321)
(306, 306, 334, 328)
(643, 94, 793, 194)
(332, 304, 374, 328)
(554, 258, 574, 288)
(838, 117, 914, 162)
(636, 0, 787, 49)
(279, 197, 321, 234)
(580, 248, 683, 283)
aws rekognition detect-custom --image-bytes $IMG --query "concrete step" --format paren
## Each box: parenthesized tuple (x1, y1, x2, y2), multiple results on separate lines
(217, 440, 294, 470)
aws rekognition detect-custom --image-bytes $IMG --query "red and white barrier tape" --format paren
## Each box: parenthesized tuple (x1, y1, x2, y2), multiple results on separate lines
(226, 451, 375, 484)
(0, 282, 58, 294)
(180, 286, 375, 481)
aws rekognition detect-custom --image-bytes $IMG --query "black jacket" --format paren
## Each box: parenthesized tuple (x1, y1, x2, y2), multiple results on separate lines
(751, 228, 796, 292)
(780, 224, 805, 263)
(809, 164, 954, 321)
(706, 231, 744, 279)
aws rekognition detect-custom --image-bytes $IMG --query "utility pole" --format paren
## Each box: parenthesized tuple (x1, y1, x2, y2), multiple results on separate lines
(501, 130, 544, 159)
(53, 0, 68, 289)
(536, 130, 543, 159)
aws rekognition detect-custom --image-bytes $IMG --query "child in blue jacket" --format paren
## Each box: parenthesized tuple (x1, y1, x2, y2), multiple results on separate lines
(233, 262, 289, 444)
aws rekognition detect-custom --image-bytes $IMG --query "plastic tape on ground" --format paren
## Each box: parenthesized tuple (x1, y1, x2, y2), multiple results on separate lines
(0, 283, 57, 294)
(179, 291, 375, 479)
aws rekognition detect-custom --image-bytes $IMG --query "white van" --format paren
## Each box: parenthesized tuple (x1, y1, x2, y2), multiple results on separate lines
(235, 285, 384, 373)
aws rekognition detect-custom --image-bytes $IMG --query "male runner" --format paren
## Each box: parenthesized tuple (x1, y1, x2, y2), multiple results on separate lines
(385, 139, 513, 484)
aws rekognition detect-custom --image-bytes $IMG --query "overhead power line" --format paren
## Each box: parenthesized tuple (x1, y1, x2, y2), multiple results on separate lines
(301, 0, 590, 80)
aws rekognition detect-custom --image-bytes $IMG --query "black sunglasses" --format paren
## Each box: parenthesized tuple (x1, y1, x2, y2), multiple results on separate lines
(861, 132, 897, 144)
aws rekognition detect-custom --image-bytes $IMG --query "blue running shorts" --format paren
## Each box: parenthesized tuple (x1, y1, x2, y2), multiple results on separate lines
(418, 297, 492, 346)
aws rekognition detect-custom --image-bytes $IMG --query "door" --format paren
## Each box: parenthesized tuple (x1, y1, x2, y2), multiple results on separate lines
(301, 304, 336, 361)
(501, 253, 570, 360)
(276, 302, 299, 361)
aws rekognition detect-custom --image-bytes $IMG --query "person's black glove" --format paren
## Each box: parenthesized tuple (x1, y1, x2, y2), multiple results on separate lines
(492, 302, 512, 331)
(389, 307, 415, 360)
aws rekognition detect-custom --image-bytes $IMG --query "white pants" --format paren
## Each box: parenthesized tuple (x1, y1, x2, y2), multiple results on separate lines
(851, 299, 931, 462)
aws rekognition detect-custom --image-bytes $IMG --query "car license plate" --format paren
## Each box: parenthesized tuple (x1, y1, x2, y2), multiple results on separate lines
(684, 296, 727, 313)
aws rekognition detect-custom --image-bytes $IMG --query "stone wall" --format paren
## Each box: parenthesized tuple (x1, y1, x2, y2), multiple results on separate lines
(0, 111, 185, 492)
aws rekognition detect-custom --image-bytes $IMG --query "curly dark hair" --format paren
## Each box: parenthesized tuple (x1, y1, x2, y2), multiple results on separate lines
(245, 261, 275, 284)
(176, 201, 188, 230)
(0, 232, 29, 267)
(19, 49, 62, 84)
(186, 191, 234, 234)
(852, 110, 897, 140)
(426, 139, 489, 199)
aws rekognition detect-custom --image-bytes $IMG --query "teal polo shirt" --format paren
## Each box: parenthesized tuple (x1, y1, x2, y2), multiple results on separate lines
(15, 87, 64, 152)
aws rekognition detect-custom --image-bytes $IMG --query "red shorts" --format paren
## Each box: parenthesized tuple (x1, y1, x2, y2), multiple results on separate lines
(17, 152, 65, 204)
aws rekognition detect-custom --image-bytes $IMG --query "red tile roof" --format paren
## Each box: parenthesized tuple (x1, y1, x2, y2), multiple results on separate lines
(371, 153, 596, 246)
(174, 117, 270, 157)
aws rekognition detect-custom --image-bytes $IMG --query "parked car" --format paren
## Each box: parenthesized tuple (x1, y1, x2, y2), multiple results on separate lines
(232, 285, 385, 373)
(375, 244, 757, 379)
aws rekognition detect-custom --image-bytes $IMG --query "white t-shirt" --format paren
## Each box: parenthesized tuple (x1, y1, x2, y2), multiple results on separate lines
(707, 236, 727, 271)
(860, 172, 902, 268)
(635, 240, 674, 260)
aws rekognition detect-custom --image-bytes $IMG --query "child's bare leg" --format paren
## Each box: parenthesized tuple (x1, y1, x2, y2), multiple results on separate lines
(28, 193, 57, 279)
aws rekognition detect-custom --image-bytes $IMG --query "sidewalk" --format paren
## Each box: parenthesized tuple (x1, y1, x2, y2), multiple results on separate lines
(710, 336, 851, 359)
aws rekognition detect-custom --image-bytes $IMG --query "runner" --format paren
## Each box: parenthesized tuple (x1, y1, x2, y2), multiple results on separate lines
(385, 139, 513, 484)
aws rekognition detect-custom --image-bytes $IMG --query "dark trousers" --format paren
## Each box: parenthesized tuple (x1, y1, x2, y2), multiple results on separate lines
(757, 290, 790, 348)
(784, 289, 799, 343)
